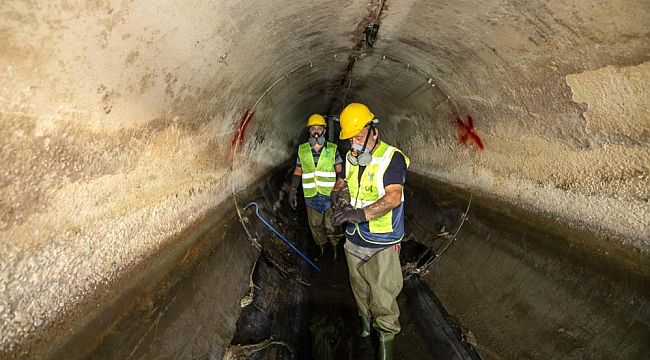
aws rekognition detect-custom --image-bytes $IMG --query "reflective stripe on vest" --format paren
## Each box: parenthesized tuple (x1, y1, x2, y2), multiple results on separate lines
(345, 141, 410, 244)
(298, 142, 338, 198)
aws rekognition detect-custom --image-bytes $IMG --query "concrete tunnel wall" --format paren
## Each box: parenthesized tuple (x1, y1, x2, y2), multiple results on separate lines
(1, 0, 649, 356)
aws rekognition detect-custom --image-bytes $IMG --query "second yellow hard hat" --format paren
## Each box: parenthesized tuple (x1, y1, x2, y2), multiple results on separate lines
(306, 114, 327, 127)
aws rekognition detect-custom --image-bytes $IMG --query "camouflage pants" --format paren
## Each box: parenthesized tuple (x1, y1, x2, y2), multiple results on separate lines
(306, 206, 341, 247)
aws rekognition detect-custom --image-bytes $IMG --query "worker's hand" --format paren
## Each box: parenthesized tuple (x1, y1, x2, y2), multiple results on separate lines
(331, 182, 351, 210)
(288, 188, 298, 210)
(332, 207, 366, 226)
(281, 182, 291, 193)
(283, 175, 301, 211)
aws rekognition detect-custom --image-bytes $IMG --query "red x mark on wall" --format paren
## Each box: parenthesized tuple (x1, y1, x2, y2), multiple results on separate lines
(454, 115, 484, 150)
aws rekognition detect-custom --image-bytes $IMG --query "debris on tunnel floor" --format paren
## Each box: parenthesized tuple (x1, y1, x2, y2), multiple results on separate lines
(308, 307, 347, 360)
(224, 339, 294, 360)
(401, 187, 472, 278)
(228, 240, 309, 360)
(244, 201, 321, 272)
(228, 174, 313, 360)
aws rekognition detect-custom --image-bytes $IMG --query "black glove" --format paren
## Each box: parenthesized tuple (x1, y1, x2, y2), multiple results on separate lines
(331, 190, 340, 208)
(330, 182, 351, 210)
(332, 207, 366, 226)
(284, 175, 301, 210)
(288, 189, 297, 210)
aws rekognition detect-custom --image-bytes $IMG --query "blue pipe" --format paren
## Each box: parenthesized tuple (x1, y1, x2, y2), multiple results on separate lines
(244, 201, 321, 272)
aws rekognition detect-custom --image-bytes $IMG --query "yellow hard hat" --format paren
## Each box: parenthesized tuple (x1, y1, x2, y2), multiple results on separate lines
(339, 103, 374, 139)
(306, 114, 327, 127)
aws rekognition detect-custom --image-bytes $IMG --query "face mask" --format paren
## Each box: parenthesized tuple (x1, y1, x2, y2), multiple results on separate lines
(347, 126, 375, 167)
(309, 136, 325, 146)
(347, 145, 372, 166)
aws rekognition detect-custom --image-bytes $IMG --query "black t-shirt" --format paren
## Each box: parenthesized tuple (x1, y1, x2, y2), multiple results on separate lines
(378, 151, 407, 186)
(345, 151, 407, 186)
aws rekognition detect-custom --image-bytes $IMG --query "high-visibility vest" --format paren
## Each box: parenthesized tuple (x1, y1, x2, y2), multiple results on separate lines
(298, 142, 338, 198)
(345, 141, 410, 245)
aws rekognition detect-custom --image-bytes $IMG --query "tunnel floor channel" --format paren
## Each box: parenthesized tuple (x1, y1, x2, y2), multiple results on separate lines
(225, 172, 480, 360)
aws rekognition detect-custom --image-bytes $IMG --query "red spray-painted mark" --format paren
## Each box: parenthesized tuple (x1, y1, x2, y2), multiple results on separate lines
(454, 115, 484, 150)
(231, 109, 255, 151)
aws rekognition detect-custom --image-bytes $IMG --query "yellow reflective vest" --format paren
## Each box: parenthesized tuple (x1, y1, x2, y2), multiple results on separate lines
(298, 142, 338, 198)
(345, 141, 410, 245)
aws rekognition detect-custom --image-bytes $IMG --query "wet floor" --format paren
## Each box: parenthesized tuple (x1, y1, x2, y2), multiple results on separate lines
(232, 231, 457, 360)
(405, 174, 650, 360)
(306, 244, 447, 360)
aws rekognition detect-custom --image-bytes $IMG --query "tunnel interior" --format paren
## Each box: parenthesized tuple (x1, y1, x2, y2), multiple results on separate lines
(1, 0, 649, 359)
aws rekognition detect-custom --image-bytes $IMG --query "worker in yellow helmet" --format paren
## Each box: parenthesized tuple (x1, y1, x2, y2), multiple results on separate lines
(285, 114, 344, 259)
(330, 103, 410, 360)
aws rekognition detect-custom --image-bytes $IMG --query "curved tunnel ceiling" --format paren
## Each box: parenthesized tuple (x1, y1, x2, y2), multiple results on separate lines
(1, 0, 649, 355)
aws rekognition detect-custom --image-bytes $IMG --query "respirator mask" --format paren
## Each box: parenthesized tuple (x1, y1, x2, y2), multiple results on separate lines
(308, 127, 326, 146)
(347, 122, 377, 167)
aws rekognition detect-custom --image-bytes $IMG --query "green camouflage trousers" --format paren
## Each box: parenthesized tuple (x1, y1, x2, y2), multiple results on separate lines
(344, 243, 403, 341)
(306, 206, 340, 247)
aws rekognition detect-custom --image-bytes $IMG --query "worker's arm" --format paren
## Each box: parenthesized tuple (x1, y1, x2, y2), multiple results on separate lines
(362, 184, 402, 220)
(332, 150, 345, 192)
(332, 177, 345, 191)
(331, 160, 347, 207)
(332, 184, 402, 225)
(289, 167, 302, 190)
(334, 163, 343, 177)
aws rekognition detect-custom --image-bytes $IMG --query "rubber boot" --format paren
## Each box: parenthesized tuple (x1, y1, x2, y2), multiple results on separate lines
(378, 339, 394, 360)
(332, 243, 338, 261)
(319, 245, 324, 256)
(359, 315, 371, 337)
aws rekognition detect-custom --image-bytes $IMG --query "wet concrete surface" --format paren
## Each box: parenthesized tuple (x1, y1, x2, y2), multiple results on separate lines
(84, 212, 259, 360)
(405, 174, 650, 360)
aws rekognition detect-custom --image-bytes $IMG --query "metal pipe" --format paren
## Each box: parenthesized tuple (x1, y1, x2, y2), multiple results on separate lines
(244, 201, 321, 272)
